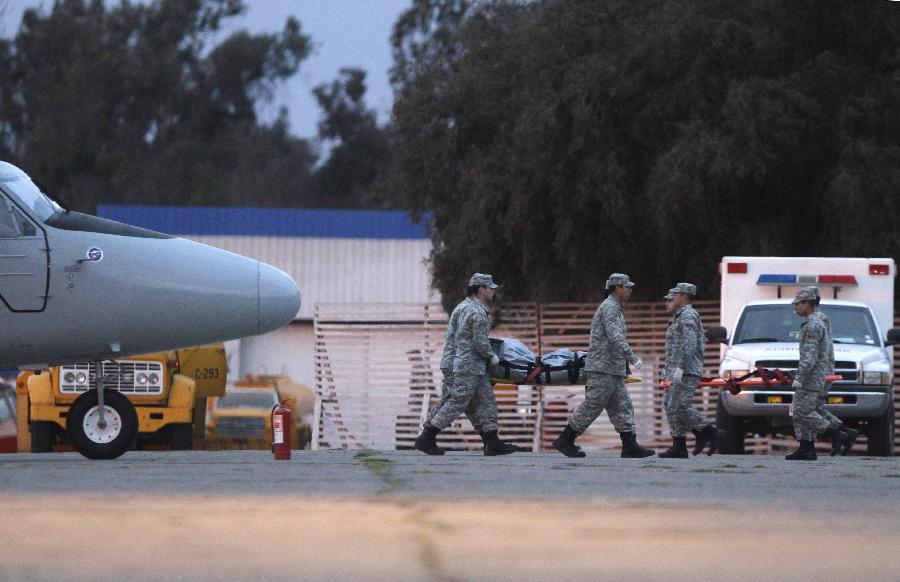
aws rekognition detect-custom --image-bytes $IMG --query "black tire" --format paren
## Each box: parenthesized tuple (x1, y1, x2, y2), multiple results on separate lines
(716, 392, 745, 454)
(66, 389, 138, 460)
(169, 423, 193, 450)
(867, 402, 895, 457)
(30, 421, 55, 453)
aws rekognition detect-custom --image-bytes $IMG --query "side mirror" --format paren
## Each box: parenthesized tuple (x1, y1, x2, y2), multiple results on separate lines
(706, 326, 729, 344)
(885, 328, 900, 346)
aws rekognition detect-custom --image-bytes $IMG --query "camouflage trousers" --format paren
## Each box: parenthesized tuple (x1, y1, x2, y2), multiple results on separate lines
(568, 372, 635, 434)
(792, 389, 842, 441)
(426, 370, 487, 431)
(428, 373, 499, 433)
(663, 374, 709, 437)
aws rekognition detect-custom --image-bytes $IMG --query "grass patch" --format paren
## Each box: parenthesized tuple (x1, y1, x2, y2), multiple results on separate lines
(689, 468, 752, 474)
(354, 449, 401, 491)
(838, 473, 863, 479)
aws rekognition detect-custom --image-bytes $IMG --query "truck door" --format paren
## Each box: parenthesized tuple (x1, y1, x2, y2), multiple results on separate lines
(0, 192, 48, 311)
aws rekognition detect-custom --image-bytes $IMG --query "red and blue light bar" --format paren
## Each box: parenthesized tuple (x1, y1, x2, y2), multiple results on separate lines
(757, 274, 858, 286)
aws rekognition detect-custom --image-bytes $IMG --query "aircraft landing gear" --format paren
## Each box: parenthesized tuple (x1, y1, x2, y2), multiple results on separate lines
(66, 362, 138, 459)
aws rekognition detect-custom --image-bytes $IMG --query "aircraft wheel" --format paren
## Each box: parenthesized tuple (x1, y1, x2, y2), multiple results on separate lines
(67, 389, 138, 460)
(169, 423, 193, 450)
(30, 421, 55, 453)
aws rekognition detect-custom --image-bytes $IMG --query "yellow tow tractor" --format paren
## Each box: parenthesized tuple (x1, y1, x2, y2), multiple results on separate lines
(17, 344, 227, 453)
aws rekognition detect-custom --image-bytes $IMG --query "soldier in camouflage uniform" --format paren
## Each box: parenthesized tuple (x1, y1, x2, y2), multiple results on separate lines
(787, 286, 859, 460)
(552, 273, 655, 458)
(420, 288, 493, 453)
(415, 273, 521, 456)
(658, 283, 725, 458)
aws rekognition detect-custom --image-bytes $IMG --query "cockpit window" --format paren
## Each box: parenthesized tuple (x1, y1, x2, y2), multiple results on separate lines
(0, 177, 62, 221)
(0, 197, 19, 238)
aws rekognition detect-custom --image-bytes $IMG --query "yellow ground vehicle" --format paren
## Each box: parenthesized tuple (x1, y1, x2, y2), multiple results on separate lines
(206, 386, 279, 450)
(206, 375, 314, 450)
(17, 344, 226, 453)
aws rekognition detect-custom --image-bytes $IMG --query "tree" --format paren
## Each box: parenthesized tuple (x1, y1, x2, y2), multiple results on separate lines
(0, 0, 319, 210)
(312, 68, 391, 208)
(389, 0, 900, 309)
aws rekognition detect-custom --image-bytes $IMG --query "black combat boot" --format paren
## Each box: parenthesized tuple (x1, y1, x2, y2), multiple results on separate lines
(481, 430, 522, 456)
(838, 425, 859, 456)
(659, 436, 689, 459)
(785, 439, 817, 461)
(693, 424, 726, 456)
(552, 425, 586, 458)
(414, 423, 445, 456)
(619, 432, 655, 458)
(691, 429, 704, 456)
(822, 427, 849, 457)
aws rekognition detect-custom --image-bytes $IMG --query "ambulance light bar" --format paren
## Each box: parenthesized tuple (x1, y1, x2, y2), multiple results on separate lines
(757, 274, 858, 287)
(870, 264, 890, 275)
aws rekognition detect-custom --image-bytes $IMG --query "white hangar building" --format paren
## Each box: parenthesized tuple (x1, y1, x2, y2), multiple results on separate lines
(98, 205, 439, 389)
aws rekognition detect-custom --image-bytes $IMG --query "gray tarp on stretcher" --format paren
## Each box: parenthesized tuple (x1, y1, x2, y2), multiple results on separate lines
(488, 337, 587, 385)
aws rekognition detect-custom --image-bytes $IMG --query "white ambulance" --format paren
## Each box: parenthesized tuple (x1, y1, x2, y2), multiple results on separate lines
(710, 257, 898, 456)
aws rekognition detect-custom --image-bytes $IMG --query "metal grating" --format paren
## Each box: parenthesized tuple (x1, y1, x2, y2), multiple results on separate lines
(214, 417, 266, 439)
(59, 361, 164, 395)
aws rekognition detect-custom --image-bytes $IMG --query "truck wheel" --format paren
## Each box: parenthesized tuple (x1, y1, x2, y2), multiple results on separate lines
(716, 392, 745, 454)
(867, 402, 895, 456)
(30, 421, 55, 453)
(169, 423, 193, 450)
(66, 389, 138, 460)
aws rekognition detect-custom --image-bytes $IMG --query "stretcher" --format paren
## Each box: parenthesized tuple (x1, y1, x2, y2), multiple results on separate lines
(488, 338, 655, 385)
(659, 367, 843, 394)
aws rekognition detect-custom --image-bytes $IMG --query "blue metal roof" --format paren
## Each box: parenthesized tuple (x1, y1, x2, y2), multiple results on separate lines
(96, 205, 432, 239)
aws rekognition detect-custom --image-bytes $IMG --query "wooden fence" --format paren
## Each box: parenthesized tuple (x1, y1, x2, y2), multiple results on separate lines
(313, 301, 899, 454)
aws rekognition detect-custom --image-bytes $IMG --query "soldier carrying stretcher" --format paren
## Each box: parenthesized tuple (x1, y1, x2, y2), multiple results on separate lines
(552, 273, 655, 458)
(658, 282, 725, 458)
(786, 286, 859, 460)
(415, 273, 522, 456)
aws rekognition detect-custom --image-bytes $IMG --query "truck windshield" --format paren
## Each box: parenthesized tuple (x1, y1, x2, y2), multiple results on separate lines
(0, 177, 63, 221)
(217, 392, 277, 409)
(733, 304, 880, 346)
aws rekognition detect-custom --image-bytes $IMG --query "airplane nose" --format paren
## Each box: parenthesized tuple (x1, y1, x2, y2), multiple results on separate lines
(258, 262, 301, 335)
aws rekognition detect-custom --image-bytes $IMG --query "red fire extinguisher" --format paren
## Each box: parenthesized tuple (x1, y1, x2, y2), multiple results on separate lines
(272, 403, 292, 460)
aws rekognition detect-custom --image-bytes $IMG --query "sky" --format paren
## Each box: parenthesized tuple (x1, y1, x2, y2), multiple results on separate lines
(0, 0, 411, 139)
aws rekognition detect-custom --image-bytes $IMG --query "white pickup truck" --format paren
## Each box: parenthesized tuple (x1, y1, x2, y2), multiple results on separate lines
(709, 257, 898, 456)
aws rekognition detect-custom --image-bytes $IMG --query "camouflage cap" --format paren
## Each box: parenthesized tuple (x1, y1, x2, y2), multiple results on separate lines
(663, 288, 676, 300)
(672, 282, 697, 297)
(469, 273, 499, 289)
(605, 273, 635, 290)
(792, 286, 820, 304)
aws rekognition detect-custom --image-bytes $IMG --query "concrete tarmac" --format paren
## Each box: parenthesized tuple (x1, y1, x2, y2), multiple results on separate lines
(2, 449, 900, 581)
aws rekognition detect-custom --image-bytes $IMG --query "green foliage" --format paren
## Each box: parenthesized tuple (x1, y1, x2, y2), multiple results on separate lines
(0, 0, 318, 210)
(313, 68, 392, 208)
(390, 0, 900, 309)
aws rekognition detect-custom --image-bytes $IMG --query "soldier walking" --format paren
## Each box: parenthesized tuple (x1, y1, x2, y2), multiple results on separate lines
(658, 283, 725, 458)
(553, 273, 655, 458)
(415, 273, 520, 456)
(420, 284, 490, 452)
(787, 286, 859, 460)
